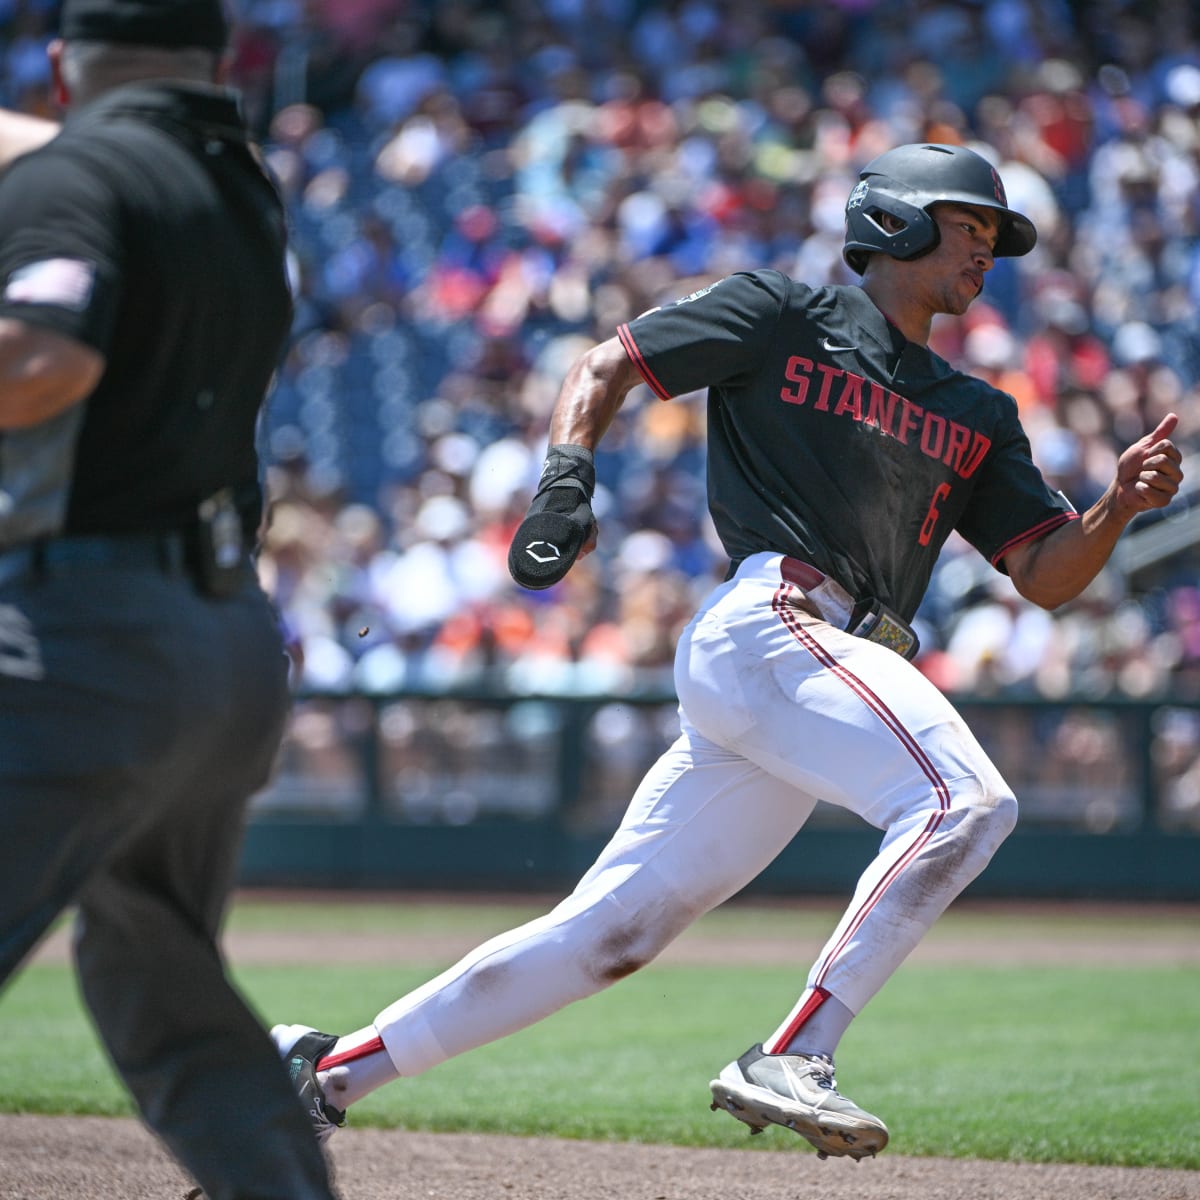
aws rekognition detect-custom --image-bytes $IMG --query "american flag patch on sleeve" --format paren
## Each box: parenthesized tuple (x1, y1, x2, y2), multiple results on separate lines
(3, 258, 95, 310)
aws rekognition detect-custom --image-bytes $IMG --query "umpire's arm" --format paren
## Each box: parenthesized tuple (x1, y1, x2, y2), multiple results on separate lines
(0, 111, 58, 170)
(0, 318, 104, 428)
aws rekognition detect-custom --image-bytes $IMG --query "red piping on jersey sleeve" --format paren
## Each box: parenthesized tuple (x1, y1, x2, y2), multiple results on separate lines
(990, 510, 1079, 567)
(617, 322, 672, 400)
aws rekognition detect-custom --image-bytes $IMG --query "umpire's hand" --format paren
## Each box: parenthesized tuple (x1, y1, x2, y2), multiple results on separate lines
(508, 444, 597, 589)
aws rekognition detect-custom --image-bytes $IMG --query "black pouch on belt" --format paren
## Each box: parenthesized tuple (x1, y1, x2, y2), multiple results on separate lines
(849, 597, 921, 661)
(192, 487, 248, 598)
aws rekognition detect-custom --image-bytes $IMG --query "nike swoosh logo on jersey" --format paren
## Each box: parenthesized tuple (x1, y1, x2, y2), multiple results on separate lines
(821, 336, 858, 352)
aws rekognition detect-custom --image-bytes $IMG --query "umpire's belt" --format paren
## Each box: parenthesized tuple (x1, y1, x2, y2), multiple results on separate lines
(780, 555, 920, 660)
(0, 532, 190, 589)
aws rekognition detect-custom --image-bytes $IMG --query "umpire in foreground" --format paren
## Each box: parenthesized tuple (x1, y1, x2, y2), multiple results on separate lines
(0, 2, 337, 1197)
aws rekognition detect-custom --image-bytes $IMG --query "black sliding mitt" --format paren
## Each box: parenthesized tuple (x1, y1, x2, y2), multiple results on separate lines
(508, 444, 596, 590)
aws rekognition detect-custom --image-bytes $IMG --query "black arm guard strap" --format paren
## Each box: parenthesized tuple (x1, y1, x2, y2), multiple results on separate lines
(507, 444, 596, 590)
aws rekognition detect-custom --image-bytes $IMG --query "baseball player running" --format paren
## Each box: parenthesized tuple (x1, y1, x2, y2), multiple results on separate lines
(274, 143, 1183, 1159)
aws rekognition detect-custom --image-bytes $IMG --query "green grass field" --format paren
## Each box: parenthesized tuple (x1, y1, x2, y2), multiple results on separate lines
(4, 898, 1198, 1170)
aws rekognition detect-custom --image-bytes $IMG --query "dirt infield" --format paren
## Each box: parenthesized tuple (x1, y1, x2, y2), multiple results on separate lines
(10, 897, 1200, 1199)
(3, 1114, 1199, 1200)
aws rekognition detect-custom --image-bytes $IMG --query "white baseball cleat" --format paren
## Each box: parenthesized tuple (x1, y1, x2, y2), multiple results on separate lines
(709, 1043, 888, 1160)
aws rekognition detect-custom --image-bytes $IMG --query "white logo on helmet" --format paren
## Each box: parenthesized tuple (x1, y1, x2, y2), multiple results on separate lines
(525, 541, 562, 563)
(846, 180, 870, 210)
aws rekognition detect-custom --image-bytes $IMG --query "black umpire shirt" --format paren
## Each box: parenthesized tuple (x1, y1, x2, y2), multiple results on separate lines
(0, 82, 292, 547)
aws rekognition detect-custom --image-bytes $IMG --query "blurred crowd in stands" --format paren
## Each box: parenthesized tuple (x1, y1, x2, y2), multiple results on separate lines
(4, 0, 1199, 723)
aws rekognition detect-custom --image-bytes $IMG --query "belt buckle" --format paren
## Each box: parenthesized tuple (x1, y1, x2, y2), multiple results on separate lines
(782, 557, 856, 628)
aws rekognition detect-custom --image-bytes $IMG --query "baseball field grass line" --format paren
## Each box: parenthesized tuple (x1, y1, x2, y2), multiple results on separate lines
(28, 895, 1200, 967)
(5, 957, 1198, 1169)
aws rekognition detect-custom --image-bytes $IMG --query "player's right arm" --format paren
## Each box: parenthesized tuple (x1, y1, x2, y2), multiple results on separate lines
(507, 335, 646, 588)
(552, 334, 649, 561)
(548, 335, 646, 455)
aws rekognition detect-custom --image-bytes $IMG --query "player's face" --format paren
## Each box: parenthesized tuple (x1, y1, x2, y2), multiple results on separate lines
(918, 204, 1000, 315)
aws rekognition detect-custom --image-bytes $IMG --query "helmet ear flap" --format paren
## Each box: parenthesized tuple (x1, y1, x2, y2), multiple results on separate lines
(843, 183, 940, 274)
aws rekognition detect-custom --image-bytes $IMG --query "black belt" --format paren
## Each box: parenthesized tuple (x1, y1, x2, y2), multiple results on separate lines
(0, 532, 190, 587)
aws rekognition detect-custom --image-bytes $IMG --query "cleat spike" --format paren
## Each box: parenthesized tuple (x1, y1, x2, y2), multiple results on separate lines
(710, 1047, 888, 1162)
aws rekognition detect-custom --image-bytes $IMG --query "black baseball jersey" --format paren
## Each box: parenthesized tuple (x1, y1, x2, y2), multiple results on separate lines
(0, 82, 292, 546)
(617, 271, 1077, 621)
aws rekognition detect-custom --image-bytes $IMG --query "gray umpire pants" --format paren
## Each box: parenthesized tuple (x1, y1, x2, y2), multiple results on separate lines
(0, 550, 335, 1200)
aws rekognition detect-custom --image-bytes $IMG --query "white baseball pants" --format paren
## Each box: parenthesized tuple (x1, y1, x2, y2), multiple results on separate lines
(375, 552, 1017, 1075)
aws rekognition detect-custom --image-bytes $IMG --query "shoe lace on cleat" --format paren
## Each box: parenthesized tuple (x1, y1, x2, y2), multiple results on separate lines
(289, 1052, 346, 1143)
(783, 1052, 847, 1099)
(798, 1053, 836, 1088)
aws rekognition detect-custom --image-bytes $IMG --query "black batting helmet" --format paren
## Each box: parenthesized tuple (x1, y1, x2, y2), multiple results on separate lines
(842, 143, 1037, 275)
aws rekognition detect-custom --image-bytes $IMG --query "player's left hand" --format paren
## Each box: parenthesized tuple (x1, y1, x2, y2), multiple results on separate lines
(1114, 412, 1183, 516)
